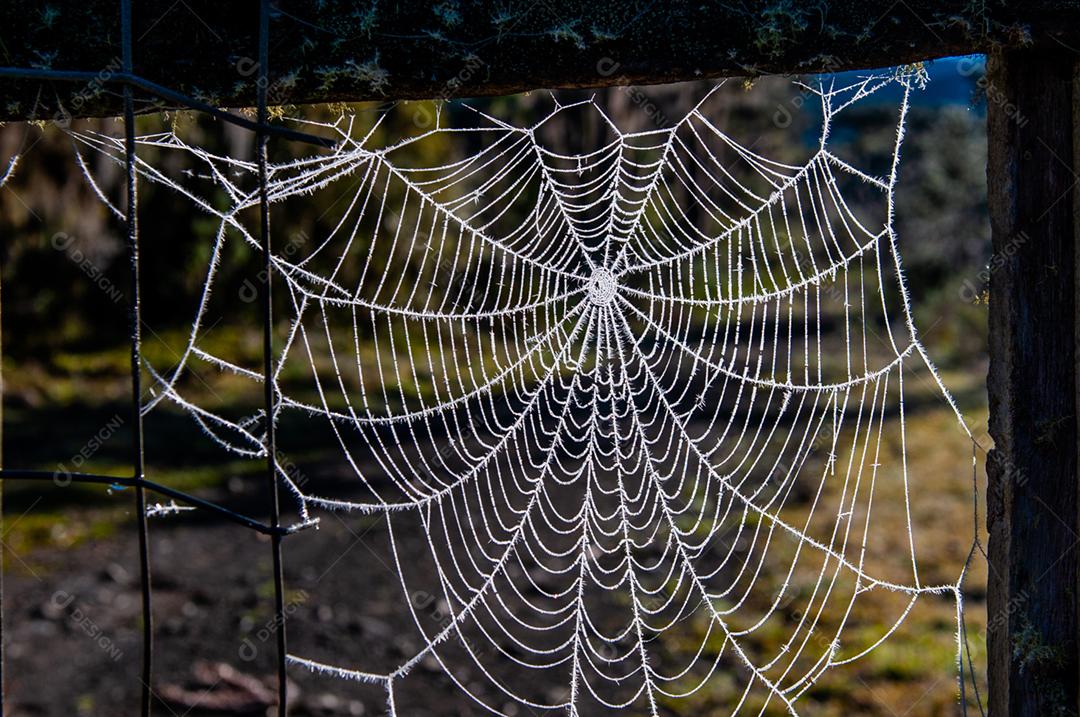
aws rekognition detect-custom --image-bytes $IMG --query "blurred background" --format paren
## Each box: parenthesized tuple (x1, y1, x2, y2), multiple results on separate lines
(0, 56, 991, 716)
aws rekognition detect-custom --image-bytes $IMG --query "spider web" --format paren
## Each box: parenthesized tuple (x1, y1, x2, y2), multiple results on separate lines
(71, 69, 984, 716)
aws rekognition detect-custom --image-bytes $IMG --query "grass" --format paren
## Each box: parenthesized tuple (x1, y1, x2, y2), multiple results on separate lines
(1, 327, 993, 715)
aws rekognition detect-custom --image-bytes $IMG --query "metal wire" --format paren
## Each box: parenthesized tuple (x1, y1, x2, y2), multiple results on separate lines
(257, 0, 292, 711)
(0, 67, 335, 148)
(118, 1, 154, 714)
(0, 159, 5, 717)
(0, 471, 317, 537)
(0, 3, 313, 714)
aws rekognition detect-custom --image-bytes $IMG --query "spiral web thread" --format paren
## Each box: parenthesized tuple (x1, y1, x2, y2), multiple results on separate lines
(71, 69, 985, 716)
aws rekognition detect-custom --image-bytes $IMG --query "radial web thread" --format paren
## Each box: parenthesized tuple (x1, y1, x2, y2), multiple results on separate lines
(71, 68, 985, 716)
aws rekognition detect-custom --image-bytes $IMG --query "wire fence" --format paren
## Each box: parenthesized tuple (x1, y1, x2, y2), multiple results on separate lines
(0, 1, 324, 713)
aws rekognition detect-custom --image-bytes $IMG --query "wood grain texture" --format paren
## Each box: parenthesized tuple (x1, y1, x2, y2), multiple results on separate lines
(2, 1, 1080, 120)
(986, 48, 1080, 717)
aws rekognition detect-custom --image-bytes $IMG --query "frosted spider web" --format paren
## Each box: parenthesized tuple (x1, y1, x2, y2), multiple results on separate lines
(70, 68, 986, 716)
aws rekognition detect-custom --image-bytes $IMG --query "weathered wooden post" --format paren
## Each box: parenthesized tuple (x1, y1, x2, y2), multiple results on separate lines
(986, 48, 1080, 716)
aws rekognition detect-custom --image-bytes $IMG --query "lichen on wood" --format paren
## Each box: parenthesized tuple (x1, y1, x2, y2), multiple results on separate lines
(2, 0, 1080, 120)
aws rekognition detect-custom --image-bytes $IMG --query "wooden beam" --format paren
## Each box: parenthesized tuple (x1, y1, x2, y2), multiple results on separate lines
(3, 0, 1080, 121)
(986, 48, 1080, 716)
